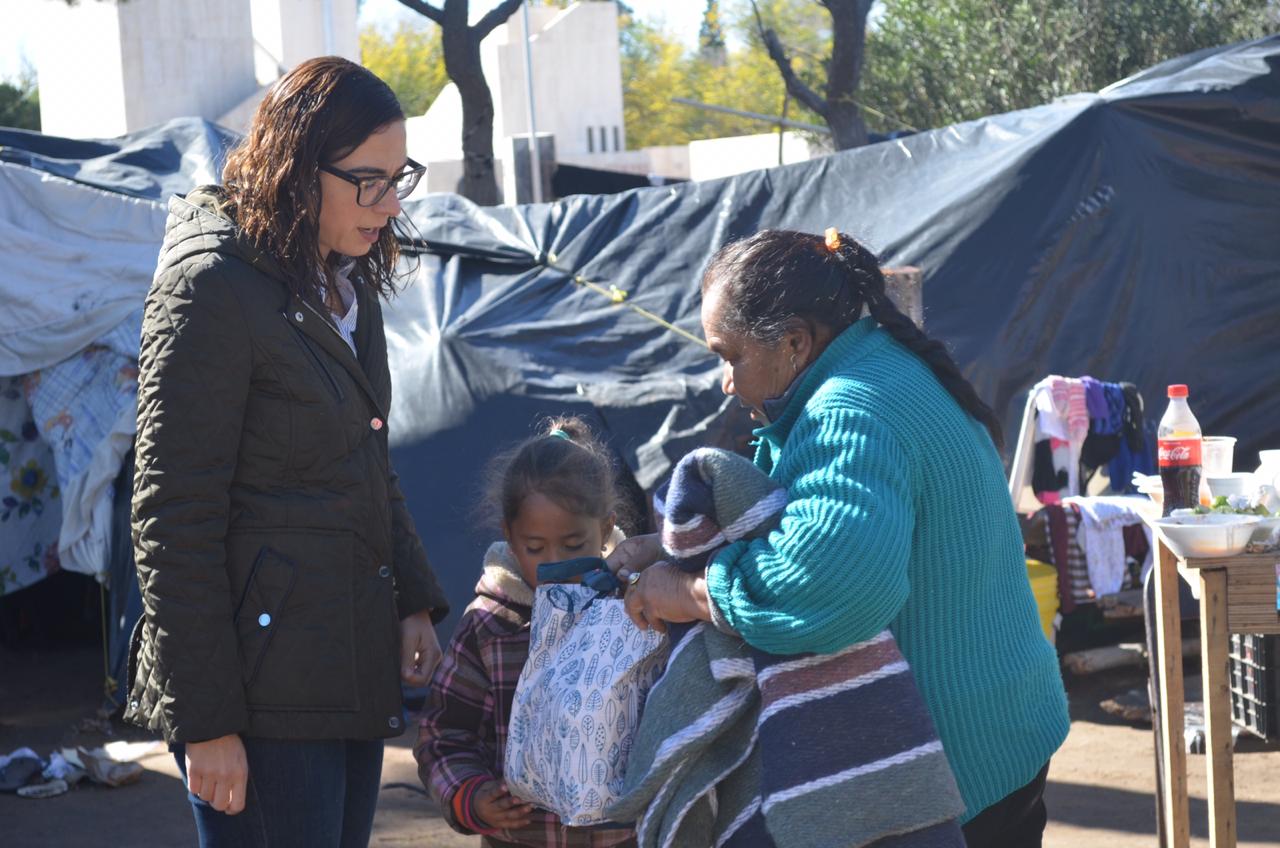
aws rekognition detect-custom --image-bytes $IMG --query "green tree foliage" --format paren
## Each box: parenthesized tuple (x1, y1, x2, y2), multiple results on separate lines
(743, 0, 875, 148)
(0, 74, 40, 131)
(622, 5, 825, 148)
(860, 0, 1280, 133)
(360, 22, 448, 117)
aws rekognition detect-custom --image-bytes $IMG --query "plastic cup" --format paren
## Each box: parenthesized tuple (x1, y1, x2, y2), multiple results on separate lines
(1202, 436, 1237, 476)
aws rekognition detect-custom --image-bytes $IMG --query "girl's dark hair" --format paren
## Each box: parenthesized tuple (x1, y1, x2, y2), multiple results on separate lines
(487, 416, 620, 528)
(702, 229, 1004, 448)
(222, 56, 406, 305)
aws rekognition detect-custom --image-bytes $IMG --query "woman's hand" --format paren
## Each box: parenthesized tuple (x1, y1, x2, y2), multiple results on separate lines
(472, 780, 535, 831)
(185, 734, 248, 815)
(623, 563, 711, 633)
(605, 533, 665, 581)
(400, 610, 442, 687)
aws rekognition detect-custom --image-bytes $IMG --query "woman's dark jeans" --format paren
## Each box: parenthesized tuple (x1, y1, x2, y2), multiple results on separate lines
(961, 762, 1051, 848)
(172, 737, 384, 848)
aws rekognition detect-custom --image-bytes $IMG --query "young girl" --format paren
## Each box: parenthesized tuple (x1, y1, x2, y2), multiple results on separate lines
(415, 417, 636, 848)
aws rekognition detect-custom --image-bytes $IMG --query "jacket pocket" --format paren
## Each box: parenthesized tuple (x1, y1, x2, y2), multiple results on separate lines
(123, 614, 147, 720)
(228, 529, 359, 712)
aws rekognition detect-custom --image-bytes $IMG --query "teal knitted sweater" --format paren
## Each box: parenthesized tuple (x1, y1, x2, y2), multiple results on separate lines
(706, 317, 1069, 822)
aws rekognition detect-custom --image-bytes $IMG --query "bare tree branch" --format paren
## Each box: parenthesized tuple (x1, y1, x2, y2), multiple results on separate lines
(394, 0, 444, 25)
(473, 0, 525, 39)
(750, 1, 827, 118)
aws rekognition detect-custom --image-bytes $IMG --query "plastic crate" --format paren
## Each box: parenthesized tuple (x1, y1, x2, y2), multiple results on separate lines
(1228, 633, 1280, 740)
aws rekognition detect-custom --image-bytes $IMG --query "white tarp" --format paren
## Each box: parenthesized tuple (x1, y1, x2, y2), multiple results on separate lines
(1, 163, 162, 578)
(0, 163, 162, 376)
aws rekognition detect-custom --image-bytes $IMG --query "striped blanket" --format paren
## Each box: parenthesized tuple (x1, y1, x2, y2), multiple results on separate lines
(604, 448, 964, 848)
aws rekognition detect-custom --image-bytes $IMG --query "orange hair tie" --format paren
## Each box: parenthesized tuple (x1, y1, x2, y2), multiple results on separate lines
(824, 227, 841, 252)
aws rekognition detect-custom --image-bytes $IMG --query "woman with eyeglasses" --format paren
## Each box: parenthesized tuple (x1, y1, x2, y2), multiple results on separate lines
(124, 57, 444, 848)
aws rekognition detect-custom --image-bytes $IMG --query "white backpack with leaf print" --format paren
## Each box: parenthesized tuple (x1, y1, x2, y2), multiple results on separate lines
(503, 582, 669, 826)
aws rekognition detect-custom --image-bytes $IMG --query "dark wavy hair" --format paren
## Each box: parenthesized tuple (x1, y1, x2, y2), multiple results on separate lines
(702, 229, 1004, 448)
(222, 56, 406, 304)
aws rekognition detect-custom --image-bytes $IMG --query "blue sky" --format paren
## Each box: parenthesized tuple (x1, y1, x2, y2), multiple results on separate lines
(1, 1, 708, 83)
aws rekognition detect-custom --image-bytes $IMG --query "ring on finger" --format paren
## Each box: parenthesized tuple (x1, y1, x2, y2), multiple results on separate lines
(626, 571, 641, 588)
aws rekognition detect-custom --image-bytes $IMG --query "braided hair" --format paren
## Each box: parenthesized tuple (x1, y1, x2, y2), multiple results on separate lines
(702, 229, 1003, 448)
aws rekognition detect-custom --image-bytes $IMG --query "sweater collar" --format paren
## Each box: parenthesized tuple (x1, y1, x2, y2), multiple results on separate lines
(754, 317, 888, 452)
(761, 362, 814, 424)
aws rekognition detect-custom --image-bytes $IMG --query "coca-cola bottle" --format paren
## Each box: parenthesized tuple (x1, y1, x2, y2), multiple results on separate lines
(1158, 384, 1202, 516)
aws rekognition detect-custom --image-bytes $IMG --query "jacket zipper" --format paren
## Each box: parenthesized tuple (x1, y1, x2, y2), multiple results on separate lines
(301, 300, 352, 349)
(289, 318, 346, 402)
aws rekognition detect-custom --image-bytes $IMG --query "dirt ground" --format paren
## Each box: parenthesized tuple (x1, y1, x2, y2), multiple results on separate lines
(3, 644, 1279, 848)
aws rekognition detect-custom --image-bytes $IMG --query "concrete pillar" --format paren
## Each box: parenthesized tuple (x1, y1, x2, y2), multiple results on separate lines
(505, 133, 556, 205)
(251, 0, 360, 86)
(36, 0, 257, 138)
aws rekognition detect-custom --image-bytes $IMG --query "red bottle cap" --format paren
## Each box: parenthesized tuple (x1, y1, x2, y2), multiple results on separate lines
(1167, 384, 1188, 398)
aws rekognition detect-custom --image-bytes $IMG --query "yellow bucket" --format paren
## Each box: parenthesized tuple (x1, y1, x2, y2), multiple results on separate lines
(1026, 559, 1059, 644)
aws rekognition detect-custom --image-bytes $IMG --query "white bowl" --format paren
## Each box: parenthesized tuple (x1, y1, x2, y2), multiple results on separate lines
(1206, 472, 1255, 498)
(1250, 515, 1280, 544)
(1154, 513, 1261, 559)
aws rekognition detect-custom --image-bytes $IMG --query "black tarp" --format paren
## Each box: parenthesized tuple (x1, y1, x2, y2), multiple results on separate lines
(0, 119, 237, 201)
(3, 36, 1278, 638)
(550, 162, 674, 197)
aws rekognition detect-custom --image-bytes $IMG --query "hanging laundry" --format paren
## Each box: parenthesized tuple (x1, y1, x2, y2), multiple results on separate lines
(1081, 377, 1110, 429)
(1032, 440, 1068, 503)
(1064, 496, 1152, 597)
(1042, 504, 1093, 613)
(1033, 377, 1089, 498)
(23, 313, 140, 579)
(1108, 383, 1155, 493)
(1080, 377, 1122, 472)
(1011, 377, 1155, 510)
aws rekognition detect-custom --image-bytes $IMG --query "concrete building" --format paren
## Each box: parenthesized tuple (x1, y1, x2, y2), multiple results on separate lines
(32, 0, 357, 139)
(409, 2, 825, 202)
(688, 131, 827, 182)
(409, 1, 633, 199)
(29, 0, 825, 201)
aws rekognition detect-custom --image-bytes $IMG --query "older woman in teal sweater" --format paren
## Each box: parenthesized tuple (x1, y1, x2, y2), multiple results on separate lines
(610, 229, 1069, 848)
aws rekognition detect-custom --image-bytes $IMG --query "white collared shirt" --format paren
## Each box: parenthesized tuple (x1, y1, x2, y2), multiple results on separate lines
(324, 263, 358, 355)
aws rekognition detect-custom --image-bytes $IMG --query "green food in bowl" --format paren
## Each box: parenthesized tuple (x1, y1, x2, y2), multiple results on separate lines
(1203, 495, 1273, 516)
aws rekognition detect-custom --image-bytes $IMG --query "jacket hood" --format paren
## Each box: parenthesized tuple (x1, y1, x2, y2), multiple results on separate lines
(157, 184, 289, 286)
(475, 542, 535, 610)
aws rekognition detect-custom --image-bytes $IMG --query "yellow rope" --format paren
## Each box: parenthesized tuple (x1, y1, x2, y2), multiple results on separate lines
(549, 257, 709, 350)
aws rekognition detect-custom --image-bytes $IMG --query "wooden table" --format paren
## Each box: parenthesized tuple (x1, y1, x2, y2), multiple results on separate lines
(1146, 516, 1280, 848)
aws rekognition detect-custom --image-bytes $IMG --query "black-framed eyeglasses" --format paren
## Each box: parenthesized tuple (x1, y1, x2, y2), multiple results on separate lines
(319, 158, 426, 207)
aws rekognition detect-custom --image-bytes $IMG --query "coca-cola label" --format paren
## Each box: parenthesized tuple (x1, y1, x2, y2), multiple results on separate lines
(1158, 438, 1202, 467)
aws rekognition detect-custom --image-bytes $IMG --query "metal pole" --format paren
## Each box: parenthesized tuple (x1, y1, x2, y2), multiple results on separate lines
(670, 97, 831, 134)
(520, 1, 542, 204)
(778, 89, 790, 165)
(322, 0, 334, 55)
